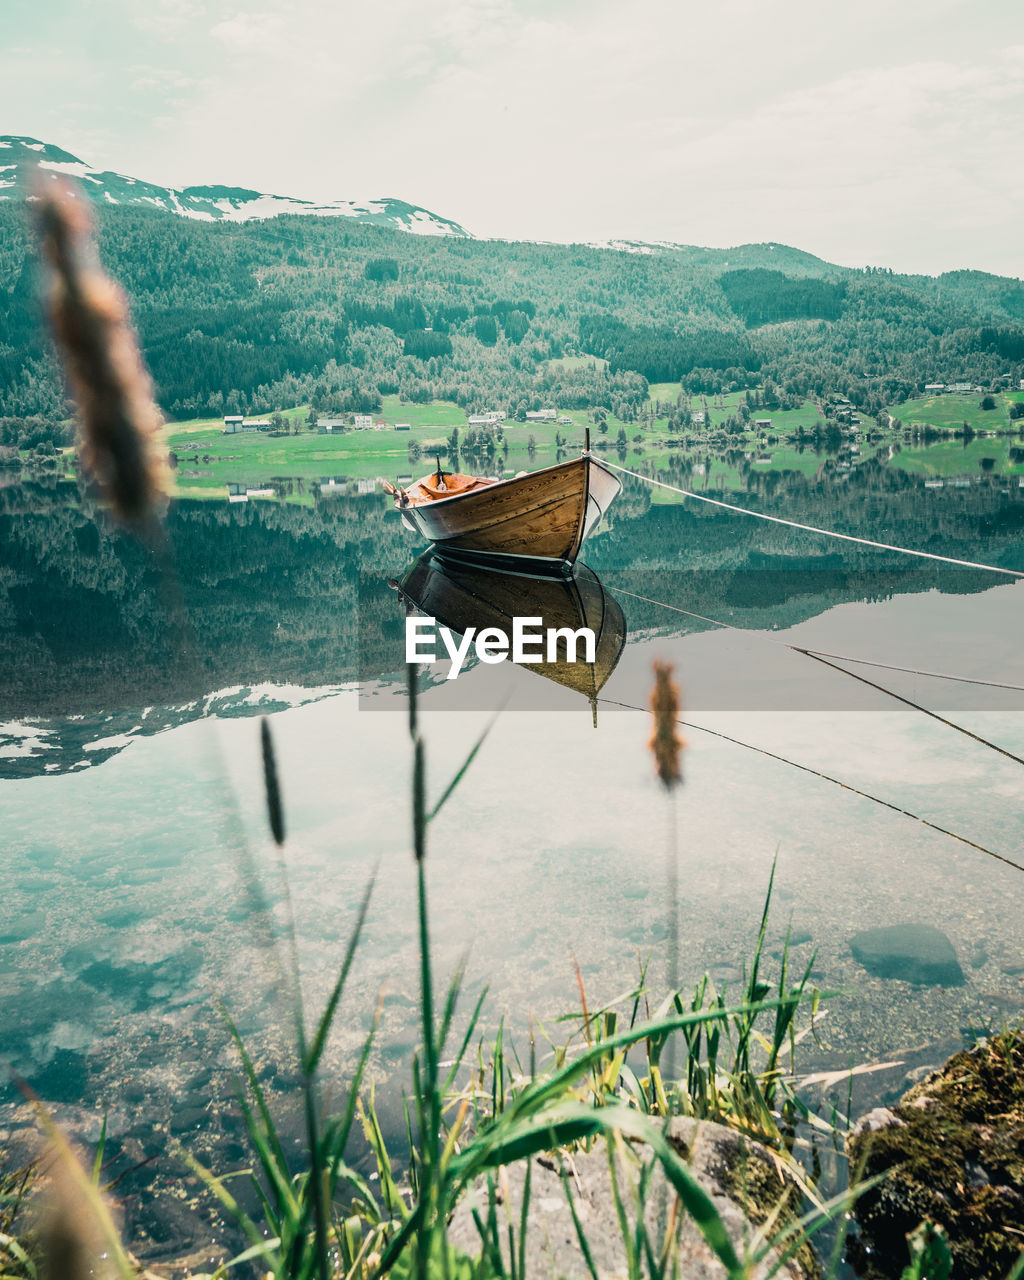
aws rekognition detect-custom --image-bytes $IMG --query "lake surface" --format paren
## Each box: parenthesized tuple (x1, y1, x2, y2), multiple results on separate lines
(1, 449, 1023, 1267)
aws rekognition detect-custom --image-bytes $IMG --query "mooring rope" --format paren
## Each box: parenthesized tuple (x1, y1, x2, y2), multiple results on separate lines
(601, 461, 1024, 579)
(792, 649, 1024, 767)
(776, 646, 1024, 693)
(608, 586, 1024, 693)
(597, 696, 1024, 873)
(608, 582, 1024, 766)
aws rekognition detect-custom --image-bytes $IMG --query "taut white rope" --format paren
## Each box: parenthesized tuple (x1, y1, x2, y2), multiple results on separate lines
(602, 461, 1024, 579)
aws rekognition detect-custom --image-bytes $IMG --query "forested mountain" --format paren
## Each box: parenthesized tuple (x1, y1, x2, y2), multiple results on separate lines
(1, 192, 1023, 441)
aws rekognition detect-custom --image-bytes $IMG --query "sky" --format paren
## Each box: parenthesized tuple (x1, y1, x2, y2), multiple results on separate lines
(2, 0, 1022, 277)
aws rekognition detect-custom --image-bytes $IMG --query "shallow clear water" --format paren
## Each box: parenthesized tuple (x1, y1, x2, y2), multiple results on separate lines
(1, 455, 1022, 1265)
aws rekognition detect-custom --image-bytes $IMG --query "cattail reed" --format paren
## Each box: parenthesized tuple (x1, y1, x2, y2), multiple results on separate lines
(261, 716, 286, 846)
(649, 661, 684, 1101)
(649, 660, 684, 790)
(33, 177, 169, 523)
(34, 1132, 133, 1280)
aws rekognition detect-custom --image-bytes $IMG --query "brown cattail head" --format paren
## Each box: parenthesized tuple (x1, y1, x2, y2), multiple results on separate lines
(36, 1136, 123, 1280)
(649, 660, 684, 790)
(33, 176, 169, 524)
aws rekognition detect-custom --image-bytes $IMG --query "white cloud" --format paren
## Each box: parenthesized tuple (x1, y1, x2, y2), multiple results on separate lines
(131, 0, 210, 37)
(210, 11, 286, 53)
(3, 0, 1022, 274)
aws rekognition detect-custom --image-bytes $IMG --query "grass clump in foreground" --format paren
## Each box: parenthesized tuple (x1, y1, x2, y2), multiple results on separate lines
(11, 663, 997, 1280)
(166, 668, 855, 1280)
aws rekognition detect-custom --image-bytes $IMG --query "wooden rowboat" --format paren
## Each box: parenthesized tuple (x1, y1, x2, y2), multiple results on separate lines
(393, 552, 626, 720)
(381, 445, 621, 573)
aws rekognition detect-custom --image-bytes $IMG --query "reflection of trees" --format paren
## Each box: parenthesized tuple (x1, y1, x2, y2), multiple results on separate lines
(2, 460, 1020, 718)
(0, 482, 409, 716)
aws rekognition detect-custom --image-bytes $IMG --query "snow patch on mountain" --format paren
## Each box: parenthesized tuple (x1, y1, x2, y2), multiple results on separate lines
(0, 135, 472, 237)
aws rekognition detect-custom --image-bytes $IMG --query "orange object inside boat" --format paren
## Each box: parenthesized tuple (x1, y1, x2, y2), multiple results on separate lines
(411, 472, 498, 502)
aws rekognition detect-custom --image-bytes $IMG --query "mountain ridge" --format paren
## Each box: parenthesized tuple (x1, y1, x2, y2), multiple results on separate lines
(0, 135, 471, 237)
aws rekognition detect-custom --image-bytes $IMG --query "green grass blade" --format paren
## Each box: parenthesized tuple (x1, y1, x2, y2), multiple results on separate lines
(325, 1014, 381, 1199)
(377, 1199, 425, 1273)
(504, 997, 824, 1122)
(303, 871, 376, 1077)
(436, 954, 467, 1061)
(0, 1230, 37, 1278)
(443, 983, 491, 1093)
(427, 712, 499, 823)
(224, 1237, 284, 1269)
(91, 1113, 107, 1185)
(558, 1156, 601, 1280)
(517, 1158, 531, 1280)
(219, 1003, 294, 1187)
(302, 1079, 330, 1280)
(177, 1145, 274, 1261)
(605, 1137, 639, 1280)
(228, 1074, 299, 1224)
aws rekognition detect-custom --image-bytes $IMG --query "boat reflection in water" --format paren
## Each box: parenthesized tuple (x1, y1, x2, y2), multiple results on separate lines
(392, 551, 626, 722)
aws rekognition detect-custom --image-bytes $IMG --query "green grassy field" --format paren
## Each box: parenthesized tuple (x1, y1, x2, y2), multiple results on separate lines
(378, 395, 465, 427)
(889, 436, 1024, 478)
(886, 390, 1024, 432)
(646, 381, 680, 403)
(545, 354, 609, 373)
(160, 383, 1024, 501)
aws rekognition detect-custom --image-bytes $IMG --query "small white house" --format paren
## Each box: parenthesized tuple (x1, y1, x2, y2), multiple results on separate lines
(754, 417, 772, 430)
(558, 415, 573, 425)
(924, 384, 945, 394)
(353, 415, 372, 430)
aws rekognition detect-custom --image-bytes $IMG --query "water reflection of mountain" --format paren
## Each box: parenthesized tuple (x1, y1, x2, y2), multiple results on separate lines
(1, 463, 1021, 776)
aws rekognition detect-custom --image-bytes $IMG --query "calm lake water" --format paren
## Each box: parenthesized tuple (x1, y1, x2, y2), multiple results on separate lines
(1, 448, 1023, 1266)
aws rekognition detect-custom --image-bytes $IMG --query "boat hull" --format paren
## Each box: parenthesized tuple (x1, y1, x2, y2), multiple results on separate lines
(396, 553, 627, 703)
(399, 455, 620, 567)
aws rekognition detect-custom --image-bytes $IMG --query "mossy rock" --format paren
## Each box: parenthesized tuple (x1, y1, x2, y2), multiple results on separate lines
(847, 1031, 1024, 1278)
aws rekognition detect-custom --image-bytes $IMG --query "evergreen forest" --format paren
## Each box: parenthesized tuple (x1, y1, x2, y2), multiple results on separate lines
(2, 203, 1023, 448)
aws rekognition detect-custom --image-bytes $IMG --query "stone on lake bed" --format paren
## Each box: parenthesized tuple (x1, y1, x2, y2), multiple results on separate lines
(447, 1116, 817, 1279)
(849, 923, 964, 986)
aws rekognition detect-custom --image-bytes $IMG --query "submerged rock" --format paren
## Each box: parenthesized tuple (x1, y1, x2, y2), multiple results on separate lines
(849, 923, 964, 986)
(447, 1117, 819, 1279)
(847, 1032, 1024, 1279)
